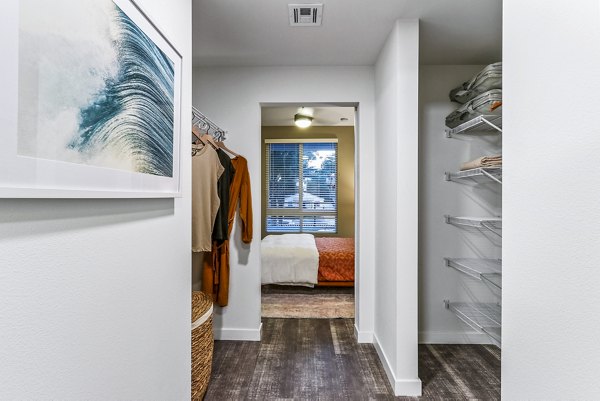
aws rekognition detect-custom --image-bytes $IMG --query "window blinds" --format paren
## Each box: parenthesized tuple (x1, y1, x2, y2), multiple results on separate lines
(265, 140, 338, 233)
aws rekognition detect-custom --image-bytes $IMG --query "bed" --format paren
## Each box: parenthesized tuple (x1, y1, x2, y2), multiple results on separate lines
(261, 234, 354, 287)
(314, 237, 355, 286)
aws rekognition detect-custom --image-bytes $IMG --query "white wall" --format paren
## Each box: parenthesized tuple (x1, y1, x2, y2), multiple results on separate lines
(192, 66, 376, 342)
(0, 1, 192, 400)
(419, 65, 501, 344)
(373, 20, 421, 396)
(502, 1, 600, 400)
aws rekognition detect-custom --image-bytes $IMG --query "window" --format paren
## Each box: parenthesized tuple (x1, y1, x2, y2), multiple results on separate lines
(265, 139, 337, 233)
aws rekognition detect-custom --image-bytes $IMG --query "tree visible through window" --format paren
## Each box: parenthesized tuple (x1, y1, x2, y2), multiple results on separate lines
(266, 141, 337, 233)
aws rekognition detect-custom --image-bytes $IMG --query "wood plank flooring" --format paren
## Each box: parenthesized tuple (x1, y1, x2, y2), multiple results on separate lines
(204, 318, 500, 400)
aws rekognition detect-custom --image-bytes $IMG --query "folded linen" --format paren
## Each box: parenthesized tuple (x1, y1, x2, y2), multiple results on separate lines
(445, 89, 502, 128)
(460, 155, 502, 171)
(449, 62, 502, 104)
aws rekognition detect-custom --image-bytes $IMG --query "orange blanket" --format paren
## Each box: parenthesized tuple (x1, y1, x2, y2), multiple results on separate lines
(315, 237, 355, 282)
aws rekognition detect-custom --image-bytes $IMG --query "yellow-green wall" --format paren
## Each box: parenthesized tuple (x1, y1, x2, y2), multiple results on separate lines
(261, 126, 355, 239)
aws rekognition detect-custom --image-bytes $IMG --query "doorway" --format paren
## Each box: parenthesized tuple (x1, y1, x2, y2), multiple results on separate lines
(259, 104, 357, 319)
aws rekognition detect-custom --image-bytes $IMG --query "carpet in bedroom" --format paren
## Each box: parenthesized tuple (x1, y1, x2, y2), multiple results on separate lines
(261, 287, 354, 319)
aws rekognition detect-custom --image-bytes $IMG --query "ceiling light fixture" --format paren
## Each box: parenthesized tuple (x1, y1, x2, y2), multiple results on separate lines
(294, 113, 313, 128)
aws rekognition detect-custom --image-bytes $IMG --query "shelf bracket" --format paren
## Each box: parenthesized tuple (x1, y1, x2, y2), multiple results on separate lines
(480, 169, 503, 184)
(443, 299, 450, 309)
(444, 172, 451, 181)
(481, 221, 503, 238)
(480, 117, 503, 133)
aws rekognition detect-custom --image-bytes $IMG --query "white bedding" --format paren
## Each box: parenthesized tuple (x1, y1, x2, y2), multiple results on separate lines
(261, 234, 319, 287)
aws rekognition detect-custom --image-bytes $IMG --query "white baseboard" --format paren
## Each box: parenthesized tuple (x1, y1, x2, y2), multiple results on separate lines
(419, 330, 494, 344)
(354, 324, 373, 343)
(394, 379, 423, 396)
(214, 323, 262, 341)
(373, 333, 422, 397)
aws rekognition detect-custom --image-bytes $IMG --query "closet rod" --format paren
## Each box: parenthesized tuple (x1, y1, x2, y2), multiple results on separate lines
(192, 106, 227, 142)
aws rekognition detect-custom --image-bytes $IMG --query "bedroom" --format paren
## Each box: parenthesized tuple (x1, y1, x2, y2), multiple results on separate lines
(260, 105, 356, 319)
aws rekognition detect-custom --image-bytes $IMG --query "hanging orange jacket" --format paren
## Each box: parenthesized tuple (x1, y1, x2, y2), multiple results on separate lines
(202, 156, 252, 306)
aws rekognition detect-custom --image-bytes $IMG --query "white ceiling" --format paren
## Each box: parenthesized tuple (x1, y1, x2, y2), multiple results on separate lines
(192, 0, 502, 66)
(262, 106, 355, 126)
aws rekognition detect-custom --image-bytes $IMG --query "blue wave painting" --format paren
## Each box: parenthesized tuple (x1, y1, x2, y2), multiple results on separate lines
(17, 0, 175, 177)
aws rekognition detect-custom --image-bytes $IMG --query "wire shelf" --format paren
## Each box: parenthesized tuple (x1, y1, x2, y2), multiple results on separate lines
(445, 167, 502, 184)
(482, 326, 502, 345)
(445, 115, 502, 138)
(481, 274, 502, 289)
(445, 215, 502, 235)
(445, 258, 502, 289)
(445, 301, 502, 347)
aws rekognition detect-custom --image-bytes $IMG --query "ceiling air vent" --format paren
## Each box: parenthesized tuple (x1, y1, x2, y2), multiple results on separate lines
(288, 4, 323, 26)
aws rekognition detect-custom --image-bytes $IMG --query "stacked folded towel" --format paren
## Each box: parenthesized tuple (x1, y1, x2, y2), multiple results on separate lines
(450, 62, 502, 104)
(460, 155, 502, 171)
(445, 62, 502, 129)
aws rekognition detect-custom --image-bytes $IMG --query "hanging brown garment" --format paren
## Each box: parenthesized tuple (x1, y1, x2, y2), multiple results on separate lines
(202, 156, 252, 306)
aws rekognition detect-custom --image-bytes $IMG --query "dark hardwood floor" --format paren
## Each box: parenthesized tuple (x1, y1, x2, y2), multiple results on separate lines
(204, 318, 500, 400)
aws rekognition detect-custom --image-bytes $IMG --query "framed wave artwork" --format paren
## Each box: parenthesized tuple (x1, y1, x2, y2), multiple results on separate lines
(0, 0, 182, 198)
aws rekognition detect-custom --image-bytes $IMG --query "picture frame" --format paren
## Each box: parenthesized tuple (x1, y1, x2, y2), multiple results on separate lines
(0, 0, 182, 198)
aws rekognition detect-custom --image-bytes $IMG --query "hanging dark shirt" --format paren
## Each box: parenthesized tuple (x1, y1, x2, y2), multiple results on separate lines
(212, 149, 235, 242)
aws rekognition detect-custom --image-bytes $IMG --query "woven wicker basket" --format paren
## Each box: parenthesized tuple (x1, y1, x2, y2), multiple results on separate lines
(191, 291, 214, 400)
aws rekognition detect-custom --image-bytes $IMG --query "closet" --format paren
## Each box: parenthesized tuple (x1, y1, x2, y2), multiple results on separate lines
(442, 64, 503, 347)
(191, 106, 253, 307)
(190, 106, 254, 398)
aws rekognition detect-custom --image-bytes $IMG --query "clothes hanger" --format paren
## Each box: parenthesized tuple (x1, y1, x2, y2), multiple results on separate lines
(201, 133, 218, 149)
(215, 136, 240, 158)
(192, 125, 206, 145)
(208, 129, 238, 157)
(192, 120, 217, 150)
